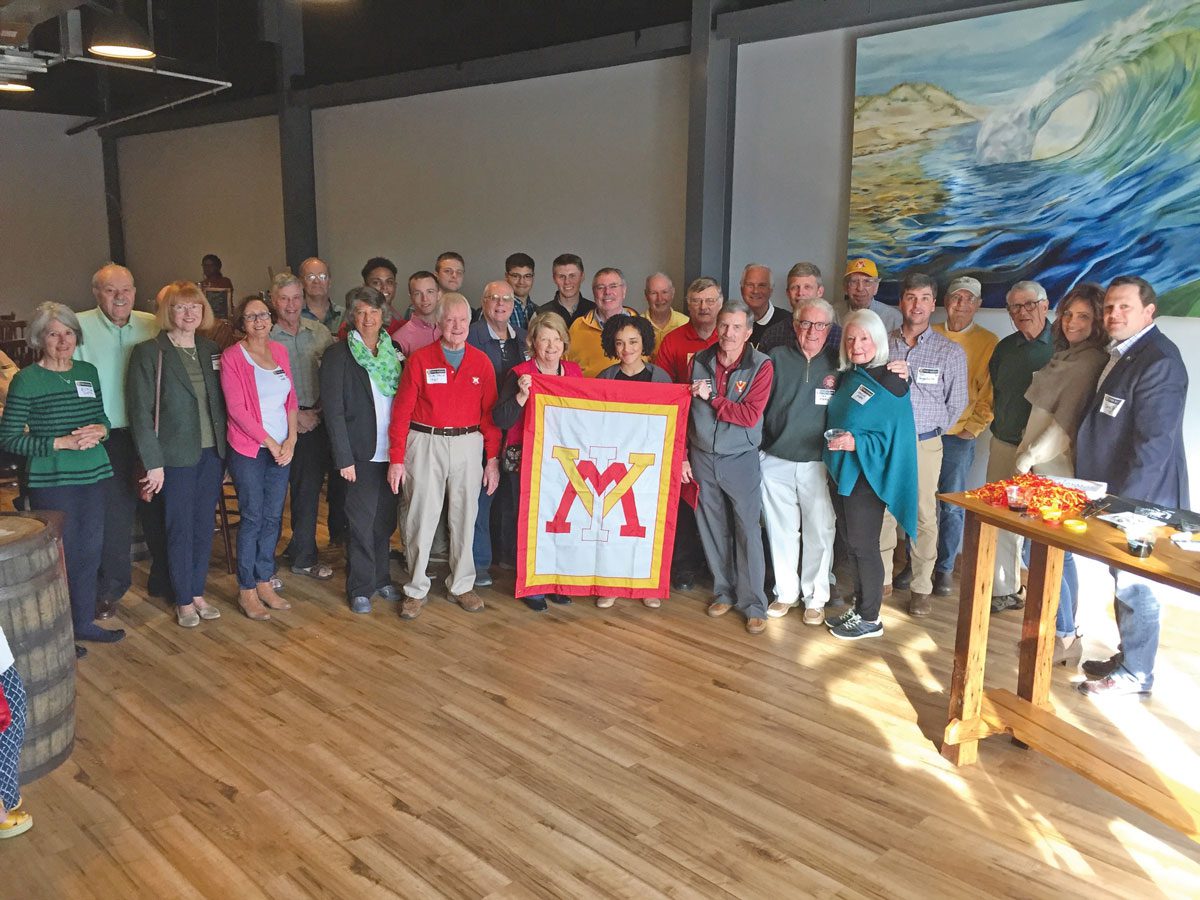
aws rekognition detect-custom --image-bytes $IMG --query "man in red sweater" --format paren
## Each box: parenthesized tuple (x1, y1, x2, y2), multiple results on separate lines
(388, 293, 501, 618)
(652, 277, 722, 591)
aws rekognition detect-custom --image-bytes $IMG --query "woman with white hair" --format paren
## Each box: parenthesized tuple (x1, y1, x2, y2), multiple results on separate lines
(0, 302, 125, 653)
(822, 309, 918, 641)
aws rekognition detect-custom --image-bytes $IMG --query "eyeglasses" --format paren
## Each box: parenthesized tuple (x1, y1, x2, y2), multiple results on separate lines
(796, 321, 830, 331)
(243, 312, 272, 322)
(303, 273, 329, 283)
(1007, 299, 1046, 313)
(484, 293, 515, 303)
(507, 273, 534, 281)
(173, 303, 203, 314)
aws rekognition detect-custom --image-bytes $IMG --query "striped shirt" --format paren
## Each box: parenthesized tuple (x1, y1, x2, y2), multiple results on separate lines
(0, 362, 113, 488)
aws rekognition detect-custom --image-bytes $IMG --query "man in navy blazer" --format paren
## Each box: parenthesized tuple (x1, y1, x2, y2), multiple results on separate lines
(1075, 275, 1189, 697)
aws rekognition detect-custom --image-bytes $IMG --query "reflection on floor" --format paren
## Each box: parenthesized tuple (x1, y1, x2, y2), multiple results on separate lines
(4, 521, 1199, 897)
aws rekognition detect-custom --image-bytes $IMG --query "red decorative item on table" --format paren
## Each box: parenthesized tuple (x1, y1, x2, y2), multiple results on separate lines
(969, 474, 1088, 518)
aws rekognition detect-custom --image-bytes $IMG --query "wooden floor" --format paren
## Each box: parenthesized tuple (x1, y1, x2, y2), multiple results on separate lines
(5, 526, 1200, 898)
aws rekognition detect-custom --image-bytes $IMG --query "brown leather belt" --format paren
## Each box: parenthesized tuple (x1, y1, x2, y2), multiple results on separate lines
(410, 423, 480, 437)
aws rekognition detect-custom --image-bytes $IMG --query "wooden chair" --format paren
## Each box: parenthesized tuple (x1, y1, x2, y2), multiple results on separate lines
(0, 320, 26, 343)
(215, 474, 240, 574)
(0, 338, 37, 368)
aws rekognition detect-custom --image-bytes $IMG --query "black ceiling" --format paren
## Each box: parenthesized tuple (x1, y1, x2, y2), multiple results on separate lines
(0, 1, 789, 124)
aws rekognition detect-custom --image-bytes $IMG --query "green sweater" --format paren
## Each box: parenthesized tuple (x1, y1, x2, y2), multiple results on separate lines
(761, 345, 838, 462)
(0, 362, 113, 488)
(823, 365, 918, 537)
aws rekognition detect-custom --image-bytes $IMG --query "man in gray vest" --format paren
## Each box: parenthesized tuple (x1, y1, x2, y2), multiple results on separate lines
(760, 298, 839, 625)
(683, 300, 775, 634)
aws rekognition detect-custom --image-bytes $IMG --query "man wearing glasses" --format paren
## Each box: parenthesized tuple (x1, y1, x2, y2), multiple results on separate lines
(881, 272, 968, 617)
(567, 267, 638, 378)
(985, 280, 1055, 613)
(504, 253, 538, 330)
(299, 257, 342, 333)
(467, 282, 527, 586)
(760, 298, 840, 624)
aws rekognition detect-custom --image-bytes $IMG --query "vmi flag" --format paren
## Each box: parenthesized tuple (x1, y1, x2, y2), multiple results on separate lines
(516, 375, 691, 599)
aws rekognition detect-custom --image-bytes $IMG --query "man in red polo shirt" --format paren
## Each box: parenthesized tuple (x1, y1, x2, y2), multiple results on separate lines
(388, 293, 501, 619)
(653, 276, 721, 590)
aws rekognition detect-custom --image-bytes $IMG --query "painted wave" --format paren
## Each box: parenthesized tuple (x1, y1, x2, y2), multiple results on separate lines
(852, 0, 1200, 312)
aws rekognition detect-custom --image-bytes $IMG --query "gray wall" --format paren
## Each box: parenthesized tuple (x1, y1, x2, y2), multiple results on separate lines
(0, 112, 110, 316)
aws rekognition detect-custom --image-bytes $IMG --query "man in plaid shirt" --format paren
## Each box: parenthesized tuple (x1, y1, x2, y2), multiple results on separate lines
(880, 271, 967, 618)
(504, 252, 539, 330)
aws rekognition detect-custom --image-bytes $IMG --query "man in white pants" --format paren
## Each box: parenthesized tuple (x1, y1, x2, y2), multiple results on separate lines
(759, 299, 839, 624)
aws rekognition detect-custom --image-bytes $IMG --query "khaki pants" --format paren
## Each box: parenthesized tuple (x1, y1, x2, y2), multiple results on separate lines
(402, 430, 483, 599)
(880, 435, 942, 595)
(987, 436, 1022, 597)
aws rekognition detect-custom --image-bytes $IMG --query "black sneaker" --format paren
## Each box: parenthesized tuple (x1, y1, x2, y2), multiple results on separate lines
(825, 608, 858, 630)
(933, 570, 955, 596)
(990, 593, 1024, 614)
(894, 564, 913, 590)
(829, 613, 883, 641)
(1082, 654, 1122, 679)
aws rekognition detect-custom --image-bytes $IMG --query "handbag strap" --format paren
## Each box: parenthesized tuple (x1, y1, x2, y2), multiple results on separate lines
(153, 347, 163, 436)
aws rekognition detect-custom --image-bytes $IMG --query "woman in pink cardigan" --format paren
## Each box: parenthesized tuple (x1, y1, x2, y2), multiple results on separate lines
(220, 296, 298, 620)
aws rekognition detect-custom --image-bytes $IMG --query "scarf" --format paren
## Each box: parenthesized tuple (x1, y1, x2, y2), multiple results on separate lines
(1024, 341, 1109, 436)
(348, 329, 400, 397)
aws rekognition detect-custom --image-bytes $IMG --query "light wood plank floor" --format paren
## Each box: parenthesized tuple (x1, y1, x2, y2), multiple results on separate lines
(4, 524, 1200, 898)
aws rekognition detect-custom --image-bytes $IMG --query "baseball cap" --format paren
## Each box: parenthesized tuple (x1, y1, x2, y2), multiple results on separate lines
(945, 276, 982, 299)
(844, 258, 879, 278)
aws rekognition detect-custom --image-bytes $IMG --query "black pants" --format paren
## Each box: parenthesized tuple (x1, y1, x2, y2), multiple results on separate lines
(28, 480, 107, 634)
(283, 423, 331, 568)
(671, 497, 708, 580)
(98, 429, 139, 603)
(829, 475, 887, 622)
(326, 457, 349, 541)
(344, 461, 396, 600)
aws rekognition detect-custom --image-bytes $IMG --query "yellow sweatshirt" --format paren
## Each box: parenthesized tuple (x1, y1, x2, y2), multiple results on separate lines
(933, 321, 998, 438)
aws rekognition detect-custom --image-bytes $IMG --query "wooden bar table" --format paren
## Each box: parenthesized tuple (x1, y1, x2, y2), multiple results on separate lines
(939, 490, 1200, 842)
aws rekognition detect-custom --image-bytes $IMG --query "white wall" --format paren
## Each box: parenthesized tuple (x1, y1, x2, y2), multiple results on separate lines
(118, 116, 286, 303)
(312, 57, 689, 311)
(0, 112, 109, 317)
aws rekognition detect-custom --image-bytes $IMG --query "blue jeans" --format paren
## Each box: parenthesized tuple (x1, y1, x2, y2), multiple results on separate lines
(28, 479, 108, 633)
(1021, 541, 1078, 637)
(473, 481, 494, 572)
(1113, 571, 1160, 689)
(161, 448, 225, 603)
(935, 434, 976, 573)
(228, 448, 290, 589)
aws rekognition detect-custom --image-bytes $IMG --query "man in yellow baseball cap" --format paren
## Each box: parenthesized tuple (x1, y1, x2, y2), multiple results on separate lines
(841, 257, 902, 332)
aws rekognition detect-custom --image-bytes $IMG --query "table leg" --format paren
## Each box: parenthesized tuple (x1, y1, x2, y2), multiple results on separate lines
(942, 511, 998, 766)
(1017, 540, 1064, 712)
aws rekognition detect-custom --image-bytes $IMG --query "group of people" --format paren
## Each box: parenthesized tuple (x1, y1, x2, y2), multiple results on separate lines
(0, 249, 1190, 840)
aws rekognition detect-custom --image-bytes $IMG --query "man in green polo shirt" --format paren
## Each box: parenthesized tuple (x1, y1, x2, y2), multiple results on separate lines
(74, 263, 160, 617)
(986, 280, 1054, 611)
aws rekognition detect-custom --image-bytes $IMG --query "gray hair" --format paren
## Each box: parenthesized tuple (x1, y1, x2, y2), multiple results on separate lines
(344, 285, 387, 313)
(839, 309, 890, 371)
(28, 301, 84, 351)
(270, 272, 303, 297)
(436, 291, 471, 322)
(740, 263, 773, 286)
(91, 263, 133, 291)
(786, 261, 823, 284)
(593, 266, 625, 285)
(718, 299, 754, 327)
(644, 272, 674, 291)
(1006, 280, 1048, 304)
(794, 298, 836, 324)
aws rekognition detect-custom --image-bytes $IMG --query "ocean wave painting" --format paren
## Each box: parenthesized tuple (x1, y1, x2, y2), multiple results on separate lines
(850, 0, 1200, 315)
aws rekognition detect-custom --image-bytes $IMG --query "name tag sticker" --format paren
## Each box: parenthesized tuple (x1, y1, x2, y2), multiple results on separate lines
(915, 366, 941, 385)
(1100, 394, 1125, 417)
(75, 380, 96, 399)
(815, 388, 834, 406)
(426, 367, 448, 385)
(211, 355, 221, 371)
(851, 384, 875, 405)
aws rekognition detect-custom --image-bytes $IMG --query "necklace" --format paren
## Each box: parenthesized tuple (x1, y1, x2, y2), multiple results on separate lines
(169, 335, 198, 360)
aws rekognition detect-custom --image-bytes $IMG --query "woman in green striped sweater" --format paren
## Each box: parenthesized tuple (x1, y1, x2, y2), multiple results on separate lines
(0, 303, 125, 651)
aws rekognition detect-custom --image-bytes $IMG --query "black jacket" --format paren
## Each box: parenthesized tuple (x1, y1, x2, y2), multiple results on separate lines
(319, 339, 403, 469)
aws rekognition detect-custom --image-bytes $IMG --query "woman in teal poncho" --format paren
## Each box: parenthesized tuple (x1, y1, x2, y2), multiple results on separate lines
(822, 310, 918, 641)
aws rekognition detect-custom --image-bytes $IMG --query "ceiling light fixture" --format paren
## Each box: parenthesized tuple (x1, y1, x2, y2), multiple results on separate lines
(88, 11, 156, 60)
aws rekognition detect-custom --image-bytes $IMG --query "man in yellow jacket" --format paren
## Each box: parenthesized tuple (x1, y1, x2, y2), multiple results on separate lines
(931, 276, 998, 595)
(567, 267, 639, 377)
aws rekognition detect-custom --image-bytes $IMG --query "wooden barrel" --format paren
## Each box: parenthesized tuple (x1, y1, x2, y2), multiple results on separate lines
(0, 511, 75, 781)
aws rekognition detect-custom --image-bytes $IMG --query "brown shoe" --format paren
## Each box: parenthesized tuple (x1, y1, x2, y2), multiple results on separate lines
(400, 597, 425, 620)
(801, 607, 824, 626)
(746, 617, 767, 635)
(451, 590, 485, 612)
(707, 602, 733, 617)
(882, 584, 893, 598)
(238, 588, 271, 621)
(95, 597, 118, 620)
(256, 582, 291, 611)
(908, 592, 932, 617)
